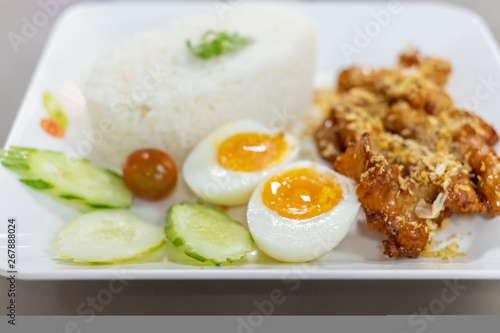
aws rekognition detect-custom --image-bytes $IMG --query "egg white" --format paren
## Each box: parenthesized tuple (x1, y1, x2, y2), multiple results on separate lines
(247, 160, 360, 262)
(183, 119, 299, 206)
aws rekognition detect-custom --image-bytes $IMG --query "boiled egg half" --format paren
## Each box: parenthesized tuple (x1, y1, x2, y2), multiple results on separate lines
(247, 160, 360, 262)
(183, 119, 299, 205)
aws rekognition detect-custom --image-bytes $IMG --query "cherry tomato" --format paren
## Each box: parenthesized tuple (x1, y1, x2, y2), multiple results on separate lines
(123, 149, 178, 201)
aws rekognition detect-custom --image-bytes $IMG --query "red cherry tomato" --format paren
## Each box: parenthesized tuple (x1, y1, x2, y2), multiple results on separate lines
(123, 149, 178, 201)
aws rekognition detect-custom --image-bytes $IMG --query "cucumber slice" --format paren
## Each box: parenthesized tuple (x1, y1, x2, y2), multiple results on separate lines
(0, 147, 132, 211)
(55, 210, 166, 263)
(165, 202, 254, 264)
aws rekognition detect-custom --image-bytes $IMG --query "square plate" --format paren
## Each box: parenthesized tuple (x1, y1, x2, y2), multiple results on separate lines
(3, 1, 500, 280)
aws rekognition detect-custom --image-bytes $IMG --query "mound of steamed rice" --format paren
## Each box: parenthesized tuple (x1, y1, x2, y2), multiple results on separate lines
(85, 6, 316, 171)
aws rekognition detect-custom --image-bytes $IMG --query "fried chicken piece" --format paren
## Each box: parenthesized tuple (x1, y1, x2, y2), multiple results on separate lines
(329, 120, 485, 258)
(415, 152, 486, 214)
(353, 140, 482, 258)
(315, 116, 343, 164)
(334, 133, 485, 258)
(332, 90, 386, 147)
(416, 58, 452, 87)
(399, 49, 451, 87)
(444, 171, 487, 214)
(383, 74, 454, 114)
(334, 133, 371, 182)
(383, 101, 498, 151)
(314, 88, 386, 162)
(319, 87, 487, 217)
(356, 151, 430, 258)
(460, 137, 500, 216)
(450, 109, 499, 146)
(382, 104, 499, 213)
(313, 90, 345, 162)
(337, 133, 485, 215)
(338, 67, 401, 94)
(315, 49, 498, 258)
(313, 89, 341, 117)
(383, 101, 445, 151)
(398, 48, 422, 68)
(337, 62, 454, 115)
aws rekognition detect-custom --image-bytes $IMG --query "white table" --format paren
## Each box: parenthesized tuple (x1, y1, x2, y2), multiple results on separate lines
(1, 0, 500, 316)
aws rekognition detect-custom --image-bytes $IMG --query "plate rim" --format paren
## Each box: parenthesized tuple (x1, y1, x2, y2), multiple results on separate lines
(3, 1, 500, 280)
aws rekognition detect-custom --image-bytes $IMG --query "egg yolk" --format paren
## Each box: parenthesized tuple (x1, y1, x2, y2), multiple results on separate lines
(217, 133, 290, 172)
(262, 167, 343, 220)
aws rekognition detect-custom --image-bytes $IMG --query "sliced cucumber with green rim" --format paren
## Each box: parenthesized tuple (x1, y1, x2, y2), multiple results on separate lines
(55, 209, 165, 263)
(165, 202, 254, 264)
(0, 147, 132, 211)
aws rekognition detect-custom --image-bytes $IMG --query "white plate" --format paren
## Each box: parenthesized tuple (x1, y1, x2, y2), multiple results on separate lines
(3, 1, 500, 280)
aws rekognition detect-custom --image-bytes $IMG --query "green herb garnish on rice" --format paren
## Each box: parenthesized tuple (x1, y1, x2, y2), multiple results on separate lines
(187, 31, 254, 59)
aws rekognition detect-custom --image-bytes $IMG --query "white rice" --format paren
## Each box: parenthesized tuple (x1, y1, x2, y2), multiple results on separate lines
(85, 6, 316, 171)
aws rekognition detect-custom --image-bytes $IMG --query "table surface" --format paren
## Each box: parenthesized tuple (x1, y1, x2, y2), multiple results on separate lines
(1, 0, 500, 316)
